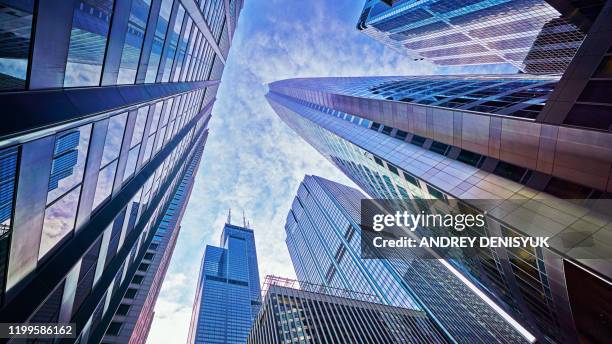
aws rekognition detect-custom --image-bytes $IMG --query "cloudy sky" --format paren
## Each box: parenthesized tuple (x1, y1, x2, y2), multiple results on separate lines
(146, 1, 516, 343)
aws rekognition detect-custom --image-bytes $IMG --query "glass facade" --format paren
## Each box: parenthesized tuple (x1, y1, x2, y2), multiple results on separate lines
(187, 223, 262, 344)
(357, 0, 587, 74)
(284, 175, 529, 343)
(248, 276, 450, 344)
(267, 76, 612, 344)
(102, 139, 205, 344)
(0, 0, 243, 342)
(0, 1, 35, 90)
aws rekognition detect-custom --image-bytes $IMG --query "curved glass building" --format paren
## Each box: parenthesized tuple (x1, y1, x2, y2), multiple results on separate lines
(356, 0, 602, 74)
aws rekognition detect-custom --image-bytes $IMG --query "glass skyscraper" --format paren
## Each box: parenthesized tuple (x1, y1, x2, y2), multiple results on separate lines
(187, 221, 261, 344)
(266, 72, 612, 343)
(0, 0, 243, 342)
(284, 175, 531, 344)
(247, 275, 450, 344)
(356, 0, 600, 74)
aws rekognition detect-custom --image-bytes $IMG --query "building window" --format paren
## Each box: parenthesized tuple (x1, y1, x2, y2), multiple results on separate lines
(93, 113, 128, 210)
(106, 321, 122, 336)
(132, 275, 144, 285)
(0, 2, 35, 91)
(124, 288, 138, 299)
(117, 0, 152, 84)
(145, 0, 174, 83)
(116, 304, 130, 316)
(39, 124, 92, 260)
(64, 0, 116, 87)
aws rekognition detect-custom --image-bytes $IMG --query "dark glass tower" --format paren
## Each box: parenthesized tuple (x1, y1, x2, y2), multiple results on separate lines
(283, 175, 531, 344)
(0, 0, 243, 343)
(356, 0, 599, 74)
(187, 221, 261, 344)
(266, 73, 612, 344)
(247, 275, 451, 344)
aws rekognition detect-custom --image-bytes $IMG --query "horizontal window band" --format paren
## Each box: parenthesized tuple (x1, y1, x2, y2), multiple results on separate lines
(0, 80, 219, 143)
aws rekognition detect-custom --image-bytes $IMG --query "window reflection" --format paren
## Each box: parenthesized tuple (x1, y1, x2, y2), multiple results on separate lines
(144, 0, 174, 83)
(47, 125, 92, 205)
(39, 186, 82, 259)
(161, 5, 185, 82)
(93, 113, 127, 210)
(117, 0, 152, 84)
(123, 106, 149, 182)
(131, 106, 150, 147)
(64, 0, 116, 87)
(93, 160, 118, 209)
(0, 147, 18, 232)
(172, 17, 192, 82)
(0, 2, 35, 91)
(101, 113, 127, 166)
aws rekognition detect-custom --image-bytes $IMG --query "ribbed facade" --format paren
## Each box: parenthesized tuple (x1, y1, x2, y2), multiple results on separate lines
(356, 0, 601, 74)
(266, 74, 612, 344)
(187, 223, 262, 344)
(283, 175, 529, 344)
(0, 0, 243, 343)
(247, 276, 450, 344)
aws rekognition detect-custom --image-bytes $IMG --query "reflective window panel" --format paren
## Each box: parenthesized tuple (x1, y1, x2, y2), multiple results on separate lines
(64, 0, 116, 87)
(0, 2, 35, 91)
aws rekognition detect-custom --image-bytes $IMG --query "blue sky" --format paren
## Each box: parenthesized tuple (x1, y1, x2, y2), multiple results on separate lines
(147, 1, 516, 342)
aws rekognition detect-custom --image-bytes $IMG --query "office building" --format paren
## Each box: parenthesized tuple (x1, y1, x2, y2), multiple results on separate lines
(267, 71, 612, 343)
(187, 221, 261, 344)
(0, 0, 243, 342)
(247, 275, 450, 344)
(356, 0, 606, 74)
(101, 142, 203, 344)
(284, 175, 531, 343)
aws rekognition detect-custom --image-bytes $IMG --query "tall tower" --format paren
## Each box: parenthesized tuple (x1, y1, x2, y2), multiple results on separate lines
(284, 175, 532, 344)
(266, 73, 612, 343)
(187, 221, 261, 344)
(355, 0, 602, 74)
(0, 0, 244, 342)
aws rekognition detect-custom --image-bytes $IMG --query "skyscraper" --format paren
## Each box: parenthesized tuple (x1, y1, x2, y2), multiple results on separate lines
(284, 175, 531, 344)
(356, 0, 604, 74)
(187, 221, 261, 344)
(247, 275, 450, 344)
(102, 142, 204, 344)
(266, 73, 612, 343)
(0, 0, 243, 342)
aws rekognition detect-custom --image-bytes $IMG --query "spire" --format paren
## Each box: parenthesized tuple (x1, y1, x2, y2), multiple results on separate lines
(243, 210, 247, 228)
(227, 208, 231, 225)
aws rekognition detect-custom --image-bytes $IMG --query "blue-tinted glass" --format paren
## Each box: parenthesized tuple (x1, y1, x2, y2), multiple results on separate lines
(144, 0, 174, 83)
(0, 148, 18, 229)
(39, 185, 82, 259)
(101, 113, 127, 166)
(117, 0, 152, 84)
(93, 160, 117, 210)
(131, 106, 149, 147)
(141, 133, 155, 164)
(123, 146, 140, 182)
(172, 17, 192, 82)
(47, 124, 92, 205)
(64, 0, 116, 87)
(0, 2, 34, 91)
(161, 5, 184, 82)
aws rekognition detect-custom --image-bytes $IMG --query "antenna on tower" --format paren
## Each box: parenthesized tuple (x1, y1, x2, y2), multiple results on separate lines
(227, 208, 231, 225)
(242, 210, 247, 228)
